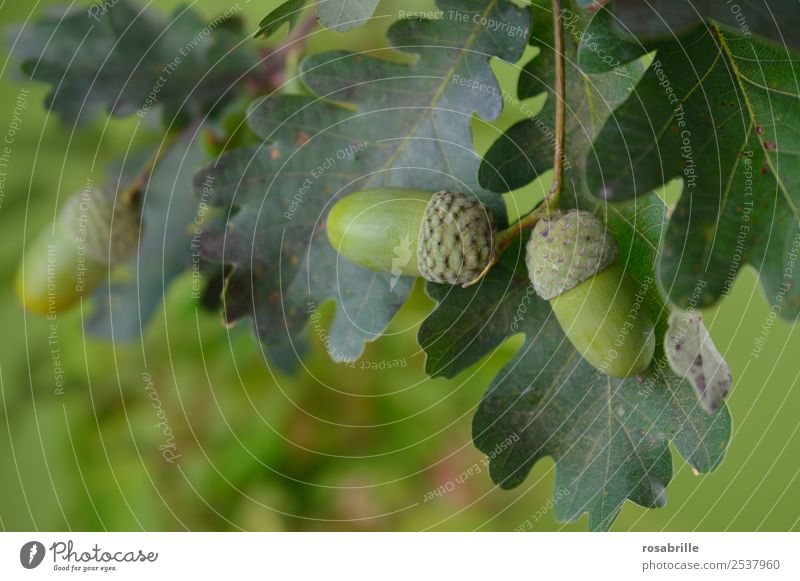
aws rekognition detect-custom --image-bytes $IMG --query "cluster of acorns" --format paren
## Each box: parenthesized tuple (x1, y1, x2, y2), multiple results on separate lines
(327, 189, 655, 377)
(17, 186, 655, 378)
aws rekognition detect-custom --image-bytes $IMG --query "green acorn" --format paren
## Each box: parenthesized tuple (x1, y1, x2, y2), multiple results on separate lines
(326, 188, 496, 285)
(15, 187, 142, 315)
(526, 209, 655, 377)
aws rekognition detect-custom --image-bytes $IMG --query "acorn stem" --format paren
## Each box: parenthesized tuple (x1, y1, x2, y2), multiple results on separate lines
(463, 0, 567, 288)
(549, 0, 567, 202)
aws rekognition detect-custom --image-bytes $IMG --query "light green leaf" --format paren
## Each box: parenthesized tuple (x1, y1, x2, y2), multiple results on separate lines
(318, 0, 381, 32)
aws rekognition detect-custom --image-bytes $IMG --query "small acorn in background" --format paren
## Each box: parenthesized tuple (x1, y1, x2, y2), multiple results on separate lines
(326, 188, 496, 285)
(526, 209, 655, 377)
(15, 187, 142, 315)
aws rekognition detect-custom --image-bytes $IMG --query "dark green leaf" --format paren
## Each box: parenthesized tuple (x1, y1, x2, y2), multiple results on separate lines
(255, 0, 307, 39)
(419, 245, 532, 378)
(575, 6, 647, 74)
(8, 0, 255, 125)
(427, 1, 732, 529)
(584, 20, 800, 318)
(194, 0, 528, 361)
(473, 319, 730, 531)
(424, 194, 731, 531)
(597, 0, 800, 50)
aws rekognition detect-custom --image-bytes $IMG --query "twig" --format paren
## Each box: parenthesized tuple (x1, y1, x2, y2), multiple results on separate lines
(121, 129, 183, 207)
(251, 11, 318, 94)
(549, 0, 567, 204)
(464, 0, 567, 287)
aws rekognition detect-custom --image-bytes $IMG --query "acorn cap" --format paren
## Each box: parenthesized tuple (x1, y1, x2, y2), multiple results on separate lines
(417, 190, 495, 285)
(61, 187, 142, 266)
(526, 209, 619, 300)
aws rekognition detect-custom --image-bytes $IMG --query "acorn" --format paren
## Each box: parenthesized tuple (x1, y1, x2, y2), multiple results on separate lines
(15, 187, 141, 315)
(526, 209, 655, 377)
(326, 188, 496, 285)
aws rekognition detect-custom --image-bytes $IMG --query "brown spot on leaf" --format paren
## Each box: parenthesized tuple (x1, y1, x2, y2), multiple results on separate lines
(296, 132, 310, 145)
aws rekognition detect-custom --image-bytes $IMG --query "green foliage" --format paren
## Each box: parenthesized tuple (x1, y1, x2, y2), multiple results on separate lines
(9, 0, 255, 125)
(255, 0, 307, 38)
(600, 0, 800, 50)
(11, 0, 800, 532)
(473, 312, 729, 531)
(194, 0, 527, 361)
(419, 250, 529, 378)
(480, 2, 642, 194)
(581, 7, 800, 319)
(481, 3, 665, 328)
(473, 1, 731, 527)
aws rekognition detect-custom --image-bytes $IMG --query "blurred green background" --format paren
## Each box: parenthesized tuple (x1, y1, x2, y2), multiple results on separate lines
(0, 0, 798, 532)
